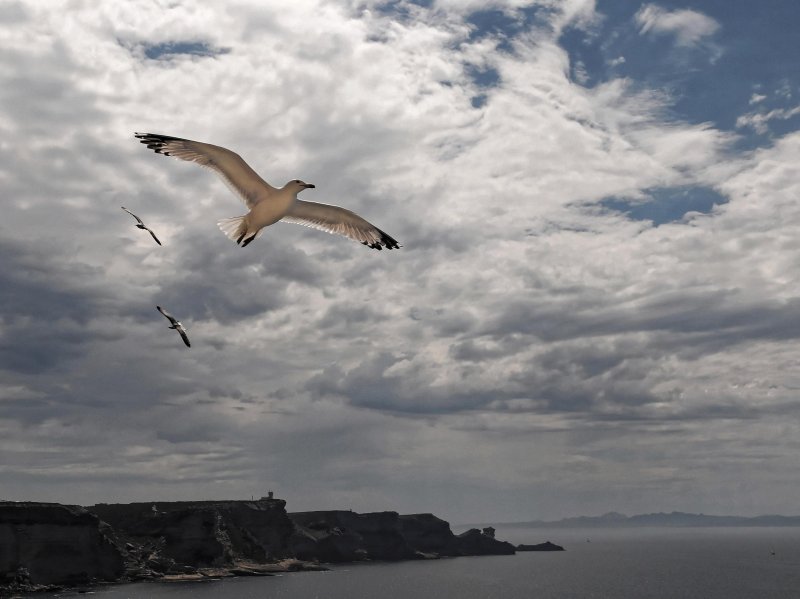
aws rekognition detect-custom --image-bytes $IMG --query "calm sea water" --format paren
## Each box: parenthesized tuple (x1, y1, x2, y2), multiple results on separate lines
(39, 527, 800, 599)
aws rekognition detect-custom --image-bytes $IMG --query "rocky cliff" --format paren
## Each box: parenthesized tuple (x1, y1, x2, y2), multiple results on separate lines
(289, 511, 515, 561)
(455, 528, 517, 555)
(89, 498, 294, 571)
(0, 502, 127, 594)
(290, 510, 416, 562)
(1, 500, 515, 594)
(399, 513, 461, 556)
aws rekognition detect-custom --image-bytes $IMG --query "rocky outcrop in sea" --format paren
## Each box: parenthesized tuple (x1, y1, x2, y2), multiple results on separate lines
(516, 541, 565, 551)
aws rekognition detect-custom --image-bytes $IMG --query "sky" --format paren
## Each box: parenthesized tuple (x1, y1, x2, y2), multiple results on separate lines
(1, 0, 799, 524)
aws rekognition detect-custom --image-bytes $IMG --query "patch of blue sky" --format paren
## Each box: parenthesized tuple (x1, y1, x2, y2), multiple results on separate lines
(766, 109, 800, 137)
(557, 1, 799, 147)
(599, 185, 728, 227)
(143, 41, 229, 60)
(461, 6, 553, 106)
(465, 61, 500, 109)
(559, 27, 606, 87)
(370, 0, 432, 22)
(465, 6, 553, 52)
(465, 63, 500, 89)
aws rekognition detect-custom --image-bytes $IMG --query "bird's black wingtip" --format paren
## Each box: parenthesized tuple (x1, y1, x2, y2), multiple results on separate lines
(377, 229, 401, 250)
(363, 229, 400, 250)
(134, 132, 185, 155)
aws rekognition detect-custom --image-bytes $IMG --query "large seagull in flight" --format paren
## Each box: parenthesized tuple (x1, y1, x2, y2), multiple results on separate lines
(134, 133, 400, 250)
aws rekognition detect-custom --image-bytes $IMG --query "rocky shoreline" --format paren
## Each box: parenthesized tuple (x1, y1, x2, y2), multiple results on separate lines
(1, 498, 516, 596)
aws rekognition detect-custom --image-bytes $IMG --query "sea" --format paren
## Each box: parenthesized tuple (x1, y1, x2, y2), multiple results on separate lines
(37, 526, 800, 599)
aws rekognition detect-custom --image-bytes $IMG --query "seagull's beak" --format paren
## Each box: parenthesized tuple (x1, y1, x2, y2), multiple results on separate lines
(304, 183, 315, 189)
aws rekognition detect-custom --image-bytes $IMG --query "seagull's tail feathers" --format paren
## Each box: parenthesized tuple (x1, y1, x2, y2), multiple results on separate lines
(218, 216, 249, 245)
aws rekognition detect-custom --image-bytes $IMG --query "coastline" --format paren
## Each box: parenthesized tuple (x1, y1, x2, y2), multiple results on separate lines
(0, 499, 515, 596)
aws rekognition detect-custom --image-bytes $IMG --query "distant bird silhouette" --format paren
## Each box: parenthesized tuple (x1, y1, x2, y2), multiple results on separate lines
(156, 305, 190, 347)
(121, 206, 162, 245)
(134, 133, 400, 250)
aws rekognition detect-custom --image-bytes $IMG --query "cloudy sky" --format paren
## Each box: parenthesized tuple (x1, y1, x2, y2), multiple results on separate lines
(1, 0, 799, 524)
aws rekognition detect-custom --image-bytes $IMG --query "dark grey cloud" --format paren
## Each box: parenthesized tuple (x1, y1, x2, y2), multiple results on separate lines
(448, 334, 528, 362)
(409, 305, 477, 338)
(0, 237, 117, 374)
(0, 46, 109, 142)
(306, 353, 456, 413)
(150, 229, 329, 324)
(479, 287, 800, 353)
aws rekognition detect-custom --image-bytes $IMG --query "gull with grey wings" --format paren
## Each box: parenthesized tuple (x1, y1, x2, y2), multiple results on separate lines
(156, 306, 191, 348)
(134, 133, 400, 250)
(121, 206, 162, 245)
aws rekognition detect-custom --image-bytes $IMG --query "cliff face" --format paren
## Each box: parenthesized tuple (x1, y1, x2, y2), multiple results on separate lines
(289, 511, 515, 562)
(456, 528, 516, 555)
(89, 498, 294, 571)
(1, 500, 515, 593)
(398, 513, 461, 556)
(290, 510, 415, 562)
(0, 502, 125, 591)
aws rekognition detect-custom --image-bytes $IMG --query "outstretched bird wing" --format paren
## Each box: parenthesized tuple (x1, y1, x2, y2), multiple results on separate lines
(156, 305, 178, 326)
(177, 327, 191, 348)
(147, 228, 162, 246)
(121, 206, 144, 225)
(134, 133, 276, 209)
(281, 200, 400, 250)
(122, 207, 161, 245)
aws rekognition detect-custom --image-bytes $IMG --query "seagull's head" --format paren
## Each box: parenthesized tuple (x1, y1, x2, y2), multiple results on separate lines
(285, 179, 315, 194)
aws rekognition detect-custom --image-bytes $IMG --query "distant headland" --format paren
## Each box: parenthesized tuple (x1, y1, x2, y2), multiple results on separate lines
(0, 495, 519, 595)
(487, 511, 800, 528)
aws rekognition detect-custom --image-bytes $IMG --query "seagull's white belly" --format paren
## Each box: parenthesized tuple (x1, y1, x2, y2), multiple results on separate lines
(250, 192, 295, 229)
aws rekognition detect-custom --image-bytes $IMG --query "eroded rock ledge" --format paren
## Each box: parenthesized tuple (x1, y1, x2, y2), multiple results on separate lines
(0, 499, 514, 595)
(289, 511, 515, 562)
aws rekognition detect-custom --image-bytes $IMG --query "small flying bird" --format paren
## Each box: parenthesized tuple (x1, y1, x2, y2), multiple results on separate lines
(134, 133, 400, 250)
(156, 305, 191, 347)
(121, 206, 162, 246)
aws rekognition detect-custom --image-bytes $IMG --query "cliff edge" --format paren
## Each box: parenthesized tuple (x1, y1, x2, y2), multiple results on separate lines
(0, 502, 127, 595)
(1, 499, 515, 594)
(89, 498, 294, 572)
(289, 511, 515, 561)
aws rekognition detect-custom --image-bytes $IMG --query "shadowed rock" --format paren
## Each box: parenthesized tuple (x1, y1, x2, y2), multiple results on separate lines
(89, 497, 294, 570)
(516, 541, 565, 551)
(456, 528, 516, 555)
(2, 499, 515, 594)
(289, 511, 515, 561)
(0, 502, 126, 593)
